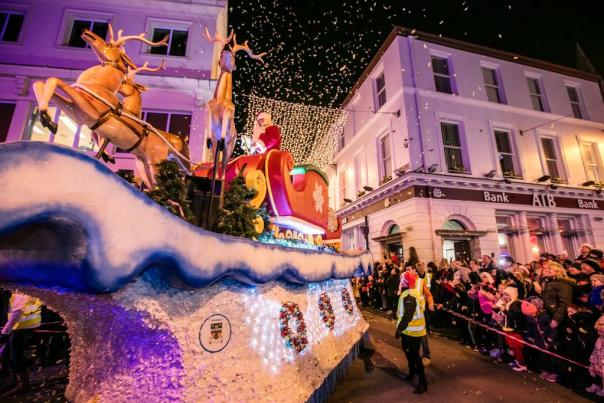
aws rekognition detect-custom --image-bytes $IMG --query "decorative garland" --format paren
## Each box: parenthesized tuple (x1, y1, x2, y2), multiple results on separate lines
(318, 293, 335, 330)
(341, 288, 354, 315)
(279, 302, 308, 353)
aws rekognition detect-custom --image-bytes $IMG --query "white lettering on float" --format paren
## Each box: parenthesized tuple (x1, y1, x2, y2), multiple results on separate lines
(483, 191, 509, 203)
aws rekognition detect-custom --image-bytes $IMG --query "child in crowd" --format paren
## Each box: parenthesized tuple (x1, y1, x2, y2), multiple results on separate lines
(586, 316, 604, 396)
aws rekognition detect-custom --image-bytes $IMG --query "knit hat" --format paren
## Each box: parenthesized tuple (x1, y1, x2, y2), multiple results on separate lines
(591, 274, 604, 285)
(582, 243, 594, 250)
(521, 300, 537, 317)
(480, 272, 495, 285)
(582, 259, 601, 273)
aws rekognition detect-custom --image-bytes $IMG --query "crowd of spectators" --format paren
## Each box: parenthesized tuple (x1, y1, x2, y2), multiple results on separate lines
(352, 243, 604, 397)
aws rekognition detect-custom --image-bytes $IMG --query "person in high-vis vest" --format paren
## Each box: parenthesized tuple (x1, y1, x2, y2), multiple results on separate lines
(0, 292, 42, 395)
(415, 262, 434, 366)
(394, 271, 428, 394)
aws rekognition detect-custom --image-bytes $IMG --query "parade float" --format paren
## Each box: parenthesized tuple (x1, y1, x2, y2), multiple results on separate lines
(0, 25, 369, 403)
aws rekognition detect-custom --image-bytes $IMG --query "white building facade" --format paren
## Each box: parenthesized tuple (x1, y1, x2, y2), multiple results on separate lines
(0, 0, 227, 173)
(331, 27, 604, 264)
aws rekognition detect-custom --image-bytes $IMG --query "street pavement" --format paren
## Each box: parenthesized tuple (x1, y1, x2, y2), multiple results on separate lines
(330, 309, 596, 403)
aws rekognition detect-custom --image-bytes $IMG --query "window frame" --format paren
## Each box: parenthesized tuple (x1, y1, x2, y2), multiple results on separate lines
(481, 66, 506, 104)
(492, 128, 521, 178)
(374, 72, 387, 110)
(338, 167, 347, 208)
(580, 140, 603, 182)
(439, 120, 470, 174)
(0, 10, 25, 43)
(58, 10, 112, 49)
(566, 84, 587, 120)
(431, 54, 456, 95)
(538, 135, 566, 182)
(378, 132, 393, 180)
(526, 74, 549, 112)
(143, 18, 192, 58)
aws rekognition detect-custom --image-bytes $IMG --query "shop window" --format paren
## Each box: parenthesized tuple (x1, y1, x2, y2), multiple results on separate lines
(25, 106, 99, 151)
(0, 11, 24, 42)
(432, 56, 454, 94)
(0, 102, 16, 143)
(115, 110, 191, 154)
(441, 122, 468, 174)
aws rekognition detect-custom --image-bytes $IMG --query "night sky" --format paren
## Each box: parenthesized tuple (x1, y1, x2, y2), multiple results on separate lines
(228, 0, 603, 128)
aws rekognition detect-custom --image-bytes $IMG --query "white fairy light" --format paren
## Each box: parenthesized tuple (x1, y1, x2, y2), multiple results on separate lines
(244, 95, 348, 170)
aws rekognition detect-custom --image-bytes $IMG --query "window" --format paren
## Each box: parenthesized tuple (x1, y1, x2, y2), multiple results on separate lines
(25, 106, 98, 152)
(580, 141, 602, 182)
(493, 129, 519, 178)
(338, 169, 347, 207)
(374, 73, 386, 110)
(527, 77, 548, 112)
(482, 67, 505, 104)
(0, 11, 24, 42)
(540, 137, 563, 181)
(379, 134, 392, 178)
(432, 56, 454, 94)
(115, 110, 191, 153)
(0, 102, 16, 143)
(67, 19, 108, 48)
(149, 27, 188, 57)
(441, 122, 467, 173)
(567, 86, 586, 119)
(338, 132, 345, 151)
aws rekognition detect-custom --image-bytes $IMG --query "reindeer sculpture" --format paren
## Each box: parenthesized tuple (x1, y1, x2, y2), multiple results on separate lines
(202, 28, 266, 208)
(32, 26, 167, 135)
(91, 60, 191, 188)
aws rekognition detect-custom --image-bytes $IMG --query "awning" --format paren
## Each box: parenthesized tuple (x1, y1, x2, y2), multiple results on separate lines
(372, 233, 404, 243)
(435, 229, 488, 238)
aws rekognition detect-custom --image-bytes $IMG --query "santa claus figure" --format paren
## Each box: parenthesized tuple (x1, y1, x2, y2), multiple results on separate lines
(248, 111, 281, 154)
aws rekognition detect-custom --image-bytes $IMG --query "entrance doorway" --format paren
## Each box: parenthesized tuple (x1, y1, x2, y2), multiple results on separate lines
(439, 219, 477, 262)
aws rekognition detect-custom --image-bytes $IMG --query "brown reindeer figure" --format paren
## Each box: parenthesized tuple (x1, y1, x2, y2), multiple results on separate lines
(91, 60, 191, 188)
(202, 28, 266, 207)
(32, 25, 167, 137)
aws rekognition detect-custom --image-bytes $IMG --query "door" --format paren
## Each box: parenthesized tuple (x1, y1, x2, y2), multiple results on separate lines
(453, 240, 471, 261)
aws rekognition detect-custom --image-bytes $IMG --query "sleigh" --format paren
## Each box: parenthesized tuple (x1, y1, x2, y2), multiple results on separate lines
(193, 150, 341, 240)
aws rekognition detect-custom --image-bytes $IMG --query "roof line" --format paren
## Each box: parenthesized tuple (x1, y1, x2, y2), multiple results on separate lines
(341, 26, 602, 107)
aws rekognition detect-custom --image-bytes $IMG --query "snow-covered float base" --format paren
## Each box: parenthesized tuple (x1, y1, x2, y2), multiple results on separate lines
(12, 274, 367, 402)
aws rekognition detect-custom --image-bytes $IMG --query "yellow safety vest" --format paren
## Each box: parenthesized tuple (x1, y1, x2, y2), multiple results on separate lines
(396, 289, 426, 337)
(10, 294, 42, 330)
(414, 272, 431, 309)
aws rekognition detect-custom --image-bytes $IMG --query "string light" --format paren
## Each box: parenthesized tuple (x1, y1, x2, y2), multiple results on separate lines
(245, 280, 361, 374)
(243, 95, 348, 170)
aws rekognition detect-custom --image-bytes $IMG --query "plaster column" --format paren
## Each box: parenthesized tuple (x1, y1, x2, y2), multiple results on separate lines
(189, 103, 207, 163)
(6, 100, 32, 142)
(518, 211, 532, 263)
(548, 213, 563, 254)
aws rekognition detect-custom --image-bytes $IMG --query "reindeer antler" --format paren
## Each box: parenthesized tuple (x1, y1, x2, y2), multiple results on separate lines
(230, 34, 267, 63)
(127, 59, 166, 82)
(108, 24, 115, 43)
(202, 26, 234, 47)
(114, 31, 168, 48)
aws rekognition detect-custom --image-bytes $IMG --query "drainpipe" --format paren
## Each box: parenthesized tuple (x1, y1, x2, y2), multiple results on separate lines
(364, 215, 370, 251)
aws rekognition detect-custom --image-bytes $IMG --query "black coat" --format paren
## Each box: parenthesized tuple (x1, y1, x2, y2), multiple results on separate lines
(542, 278, 574, 323)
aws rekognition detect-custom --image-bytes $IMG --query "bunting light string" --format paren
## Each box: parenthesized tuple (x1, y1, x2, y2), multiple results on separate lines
(243, 94, 348, 170)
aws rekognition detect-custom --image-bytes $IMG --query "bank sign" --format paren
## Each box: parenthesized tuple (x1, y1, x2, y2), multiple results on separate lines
(421, 186, 600, 210)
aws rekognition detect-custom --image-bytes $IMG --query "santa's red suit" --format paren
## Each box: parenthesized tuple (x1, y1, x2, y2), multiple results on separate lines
(255, 125, 281, 152)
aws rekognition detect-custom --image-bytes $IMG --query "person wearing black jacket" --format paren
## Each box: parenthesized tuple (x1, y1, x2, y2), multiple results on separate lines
(394, 271, 427, 394)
